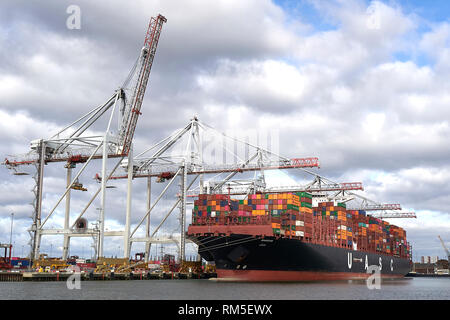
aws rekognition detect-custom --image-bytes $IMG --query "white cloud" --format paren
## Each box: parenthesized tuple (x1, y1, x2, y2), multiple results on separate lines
(1, 0, 449, 259)
(363, 113, 385, 141)
(420, 22, 450, 71)
(197, 59, 307, 106)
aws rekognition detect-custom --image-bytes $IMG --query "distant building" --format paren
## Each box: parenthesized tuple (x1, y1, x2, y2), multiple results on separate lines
(419, 256, 441, 264)
(430, 256, 439, 264)
(413, 263, 435, 274)
(421, 256, 433, 263)
(413, 260, 449, 274)
(436, 259, 449, 270)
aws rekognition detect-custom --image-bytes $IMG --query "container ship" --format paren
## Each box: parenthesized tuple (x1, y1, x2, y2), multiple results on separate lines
(187, 192, 412, 281)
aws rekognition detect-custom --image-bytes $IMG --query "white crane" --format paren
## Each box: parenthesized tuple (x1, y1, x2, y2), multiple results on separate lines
(438, 235, 450, 274)
(2, 14, 167, 262)
(95, 116, 411, 263)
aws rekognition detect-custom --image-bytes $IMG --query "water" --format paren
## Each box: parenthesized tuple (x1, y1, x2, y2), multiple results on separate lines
(0, 277, 449, 300)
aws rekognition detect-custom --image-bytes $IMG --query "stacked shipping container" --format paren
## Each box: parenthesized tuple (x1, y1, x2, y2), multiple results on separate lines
(191, 192, 411, 259)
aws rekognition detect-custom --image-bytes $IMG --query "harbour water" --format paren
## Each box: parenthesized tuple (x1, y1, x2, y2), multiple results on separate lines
(0, 277, 449, 300)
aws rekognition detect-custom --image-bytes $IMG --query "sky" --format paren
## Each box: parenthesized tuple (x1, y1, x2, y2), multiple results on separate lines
(0, 0, 450, 262)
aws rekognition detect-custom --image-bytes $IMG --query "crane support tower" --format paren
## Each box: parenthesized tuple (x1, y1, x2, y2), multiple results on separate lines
(91, 116, 415, 263)
(438, 235, 450, 274)
(2, 14, 167, 263)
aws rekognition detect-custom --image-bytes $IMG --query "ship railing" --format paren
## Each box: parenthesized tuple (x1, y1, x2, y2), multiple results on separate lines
(192, 215, 409, 258)
(193, 215, 271, 226)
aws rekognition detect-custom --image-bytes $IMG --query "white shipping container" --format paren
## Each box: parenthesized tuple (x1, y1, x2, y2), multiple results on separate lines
(280, 229, 285, 235)
(211, 212, 216, 217)
(295, 231, 304, 237)
(148, 263, 160, 270)
(295, 220, 304, 227)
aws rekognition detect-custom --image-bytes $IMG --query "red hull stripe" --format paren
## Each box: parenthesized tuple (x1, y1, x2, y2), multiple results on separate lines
(216, 269, 404, 282)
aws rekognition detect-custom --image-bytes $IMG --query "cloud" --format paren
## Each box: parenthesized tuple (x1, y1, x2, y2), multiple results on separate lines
(419, 22, 450, 71)
(196, 59, 309, 113)
(0, 0, 449, 260)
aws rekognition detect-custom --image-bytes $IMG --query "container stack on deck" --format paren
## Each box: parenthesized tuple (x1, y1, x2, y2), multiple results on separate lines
(191, 192, 411, 260)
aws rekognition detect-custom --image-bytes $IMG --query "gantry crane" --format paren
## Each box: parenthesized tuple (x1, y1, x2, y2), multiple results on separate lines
(438, 235, 450, 273)
(94, 114, 416, 262)
(348, 203, 402, 211)
(93, 116, 374, 262)
(333, 190, 416, 219)
(2, 14, 167, 262)
(2, 12, 414, 264)
(90, 116, 323, 262)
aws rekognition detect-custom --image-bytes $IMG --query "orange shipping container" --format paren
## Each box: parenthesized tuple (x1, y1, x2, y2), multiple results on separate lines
(300, 207, 313, 214)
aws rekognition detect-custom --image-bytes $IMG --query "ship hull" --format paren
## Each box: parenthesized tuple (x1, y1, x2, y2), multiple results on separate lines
(190, 234, 412, 282)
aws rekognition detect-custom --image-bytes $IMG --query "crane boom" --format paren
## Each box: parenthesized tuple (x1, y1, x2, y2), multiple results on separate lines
(369, 212, 416, 219)
(438, 235, 450, 256)
(186, 182, 363, 197)
(101, 157, 320, 180)
(266, 182, 363, 193)
(439, 235, 450, 275)
(347, 204, 402, 211)
(119, 14, 167, 156)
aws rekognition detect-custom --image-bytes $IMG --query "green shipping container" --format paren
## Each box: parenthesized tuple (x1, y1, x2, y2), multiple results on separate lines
(301, 202, 312, 208)
(296, 192, 312, 199)
(273, 228, 280, 235)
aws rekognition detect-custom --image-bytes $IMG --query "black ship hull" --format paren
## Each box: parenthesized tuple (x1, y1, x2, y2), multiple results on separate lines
(190, 234, 412, 281)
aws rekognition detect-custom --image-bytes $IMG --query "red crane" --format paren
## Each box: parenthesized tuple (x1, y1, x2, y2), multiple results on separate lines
(119, 14, 167, 156)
